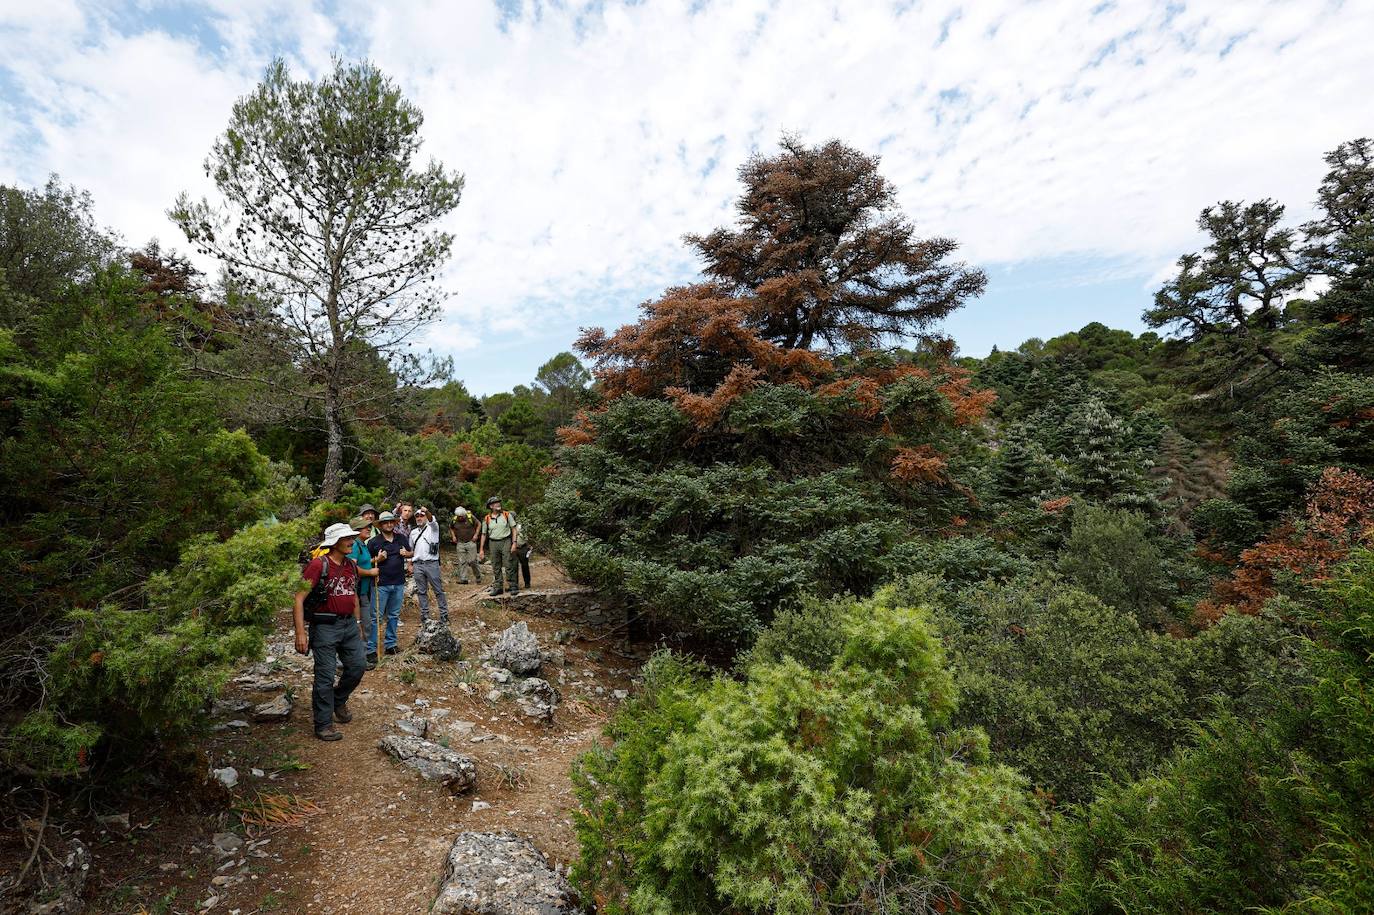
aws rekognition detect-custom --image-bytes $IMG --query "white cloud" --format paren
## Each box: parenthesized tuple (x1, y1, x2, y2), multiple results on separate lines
(2, 0, 1372, 391)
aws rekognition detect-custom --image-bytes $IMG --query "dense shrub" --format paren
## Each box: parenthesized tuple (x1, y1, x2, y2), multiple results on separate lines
(1025, 552, 1374, 912)
(1056, 505, 1185, 626)
(931, 577, 1301, 806)
(573, 590, 1047, 914)
(4, 507, 331, 777)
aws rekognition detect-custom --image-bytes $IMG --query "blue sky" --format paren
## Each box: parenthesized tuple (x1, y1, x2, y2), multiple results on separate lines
(2, 0, 1371, 394)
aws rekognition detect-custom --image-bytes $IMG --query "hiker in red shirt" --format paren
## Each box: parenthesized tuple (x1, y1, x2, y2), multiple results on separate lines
(295, 522, 367, 741)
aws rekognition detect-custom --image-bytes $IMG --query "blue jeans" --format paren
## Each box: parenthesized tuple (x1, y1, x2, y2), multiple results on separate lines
(359, 583, 377, 654)
(375, 584, 404, 651)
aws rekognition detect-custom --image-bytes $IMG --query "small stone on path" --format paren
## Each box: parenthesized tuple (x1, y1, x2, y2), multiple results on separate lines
(431, 832, 583, 914)
(378, 734, 476, 792)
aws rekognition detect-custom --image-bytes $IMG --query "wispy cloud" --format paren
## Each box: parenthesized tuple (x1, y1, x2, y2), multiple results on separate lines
(2, 0, 1371, 391)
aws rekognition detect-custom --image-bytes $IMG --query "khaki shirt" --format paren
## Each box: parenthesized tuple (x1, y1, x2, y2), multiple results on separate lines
(482, 510, 517, 541)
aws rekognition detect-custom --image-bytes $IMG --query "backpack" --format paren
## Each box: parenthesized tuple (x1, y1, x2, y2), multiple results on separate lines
(302, 556, 357, 614)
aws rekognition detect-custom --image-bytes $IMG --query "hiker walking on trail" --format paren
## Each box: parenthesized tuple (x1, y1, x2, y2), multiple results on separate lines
(450, 506, 482, 585)
(294, 522, 367, 742)
(349, 515, 378, 660)
(410, 506, 450, 624)
(513, 519, 532, 591)
(479, 496, 520, 597)
(367, 511, 407, 665)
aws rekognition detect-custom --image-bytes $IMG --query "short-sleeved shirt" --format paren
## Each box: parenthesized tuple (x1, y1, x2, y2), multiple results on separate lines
(300, 556, 359, 616)
(451, 517, 479, 542)
(368, 533, 408, 587)
(349, 537, 374, 595)
(482, 511, 517, 541)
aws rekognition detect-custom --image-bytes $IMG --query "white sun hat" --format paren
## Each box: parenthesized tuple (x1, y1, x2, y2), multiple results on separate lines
(320, 522, 357, 547)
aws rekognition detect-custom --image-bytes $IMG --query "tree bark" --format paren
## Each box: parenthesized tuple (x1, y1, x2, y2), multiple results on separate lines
(321, 382, 345, 502)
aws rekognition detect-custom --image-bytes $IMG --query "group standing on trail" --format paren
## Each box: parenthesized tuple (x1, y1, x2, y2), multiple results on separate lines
(296, 495, 533, 741)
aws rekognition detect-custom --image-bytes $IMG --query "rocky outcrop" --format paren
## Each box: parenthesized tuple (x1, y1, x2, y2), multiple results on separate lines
(378, 734, 476, 792)
(516, 678, 558, 723)
(432, 832, 582, 914)
(415, 620, 463, 661)
(488, 622, 541, 675)
(252, 694, 292, 722)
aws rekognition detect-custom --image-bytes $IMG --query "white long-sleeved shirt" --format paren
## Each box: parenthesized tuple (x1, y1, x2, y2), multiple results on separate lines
(410, 519, 441, 561)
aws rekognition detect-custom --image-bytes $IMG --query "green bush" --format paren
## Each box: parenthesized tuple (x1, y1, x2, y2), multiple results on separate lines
(931, 576, 1300, 806)
(573, 591, 1047, 914)
(1022, 552, 1374, 912)
(1056, 505, 1183, 626)
(883, 534, 1034, 588)
(5, 508, 329, 778)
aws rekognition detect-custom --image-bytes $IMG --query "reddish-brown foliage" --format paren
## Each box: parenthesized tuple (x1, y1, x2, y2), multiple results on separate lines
(891, 445, 947, 485)
(577, 284, 834, 406)
(1041, 496, 1074, 514)
(1196, 467, 1374, 624)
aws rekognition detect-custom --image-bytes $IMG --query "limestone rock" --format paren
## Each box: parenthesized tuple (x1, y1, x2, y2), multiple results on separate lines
(516, 678, 558, 723)
(211, 832, 243, 857)
(432, 832, 582, 914)
(489, 621, 541, 675)
(252, 694, 292, 722)
(415, 620, 463, 660)
(395, 716, 429, 738)
(27, 836, 89, 914)
(378, 734, 476, 792)
(212, 766, 239, 789)
(211, 698, 251, 717)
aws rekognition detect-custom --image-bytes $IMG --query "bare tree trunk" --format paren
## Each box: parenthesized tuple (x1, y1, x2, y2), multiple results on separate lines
(321, 382, 345, 502)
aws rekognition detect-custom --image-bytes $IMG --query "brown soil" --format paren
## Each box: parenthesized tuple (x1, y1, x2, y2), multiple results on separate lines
(41, 558, 642, 915)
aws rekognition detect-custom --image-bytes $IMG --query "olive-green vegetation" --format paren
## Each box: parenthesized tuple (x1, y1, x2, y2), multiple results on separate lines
(559, 137, 1374, 912)
(3, 70, 1373, 914)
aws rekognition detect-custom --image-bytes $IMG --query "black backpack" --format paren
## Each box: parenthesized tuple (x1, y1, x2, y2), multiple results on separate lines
(303, 556, 355, 613)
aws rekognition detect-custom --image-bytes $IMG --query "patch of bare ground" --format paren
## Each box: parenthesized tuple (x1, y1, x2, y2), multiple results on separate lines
(13, 558, 641, 915)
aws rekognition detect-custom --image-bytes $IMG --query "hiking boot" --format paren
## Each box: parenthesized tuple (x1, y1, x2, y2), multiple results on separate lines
(489, 588, 504, 597)
(385, 646, 400, 656)
(508, 590, 520, 598)
(365, 653, 378, 670)
(334, 704, 353, 724)
(315, 726, 343, 742)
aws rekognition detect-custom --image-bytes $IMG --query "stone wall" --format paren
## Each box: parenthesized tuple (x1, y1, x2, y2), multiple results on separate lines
(479, 588, 626, 630)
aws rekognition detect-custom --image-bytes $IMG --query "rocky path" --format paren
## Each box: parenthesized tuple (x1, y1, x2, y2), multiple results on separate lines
(99, 557, 643, 915)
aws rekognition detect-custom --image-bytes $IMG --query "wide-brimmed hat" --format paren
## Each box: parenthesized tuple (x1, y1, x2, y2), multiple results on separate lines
(357, 503, 378, 516)
(377, 510, 396, 522)
(486, 496, 502, 507)
(320, 522, 357, 547)
(454, 506, 468, 517)
(350, 516, 373, 532)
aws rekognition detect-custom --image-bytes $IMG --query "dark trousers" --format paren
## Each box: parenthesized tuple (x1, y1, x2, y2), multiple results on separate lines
(516, 545, 531, 589)
(309, 617, 365, 731)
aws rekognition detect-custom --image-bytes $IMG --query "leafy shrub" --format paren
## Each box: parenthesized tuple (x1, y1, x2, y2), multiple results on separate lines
(1056, 505, 1184, 626)
(4, 508, 329, 778)
(932, 576, 1301, 806)
(1023, 551, 1374, 912)
(573, 591, 1047, 914)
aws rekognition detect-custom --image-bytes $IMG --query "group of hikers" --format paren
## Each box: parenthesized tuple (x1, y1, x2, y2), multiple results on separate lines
(292, 495, 532, 741)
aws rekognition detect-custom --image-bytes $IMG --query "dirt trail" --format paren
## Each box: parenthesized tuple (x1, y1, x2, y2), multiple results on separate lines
(91, 557, 642, 914)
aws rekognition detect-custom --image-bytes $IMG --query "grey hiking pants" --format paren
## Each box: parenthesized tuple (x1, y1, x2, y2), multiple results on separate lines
(489, 537, 519, 594)
(413, 559, 448, 622)
(454, 541, 481, 583)
(309, 616, 365, 732)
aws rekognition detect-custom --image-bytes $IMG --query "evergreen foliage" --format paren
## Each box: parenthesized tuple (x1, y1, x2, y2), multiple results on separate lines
(573, 590, 1047, 914)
